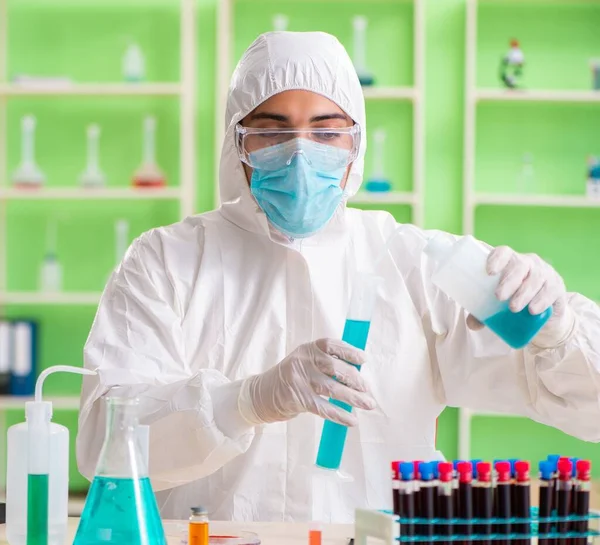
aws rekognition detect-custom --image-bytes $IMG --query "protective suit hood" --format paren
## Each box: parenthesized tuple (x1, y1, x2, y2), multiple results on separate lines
(219, 31, 367, 241)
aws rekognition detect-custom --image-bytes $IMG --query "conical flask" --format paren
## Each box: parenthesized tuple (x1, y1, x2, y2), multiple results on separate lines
(73, 396, 166, 545)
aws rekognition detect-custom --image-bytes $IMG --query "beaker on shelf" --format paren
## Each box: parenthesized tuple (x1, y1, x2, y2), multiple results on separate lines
(73, 395, 166, 545)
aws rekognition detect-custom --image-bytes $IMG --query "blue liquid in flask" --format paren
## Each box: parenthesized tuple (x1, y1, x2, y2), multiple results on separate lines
(73, 476, 166, 545)
(483, 303, 552, 349)
(316, 319, 371, 470)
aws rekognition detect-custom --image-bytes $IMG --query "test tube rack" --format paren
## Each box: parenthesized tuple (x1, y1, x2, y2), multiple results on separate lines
(354, 508, 600, 545)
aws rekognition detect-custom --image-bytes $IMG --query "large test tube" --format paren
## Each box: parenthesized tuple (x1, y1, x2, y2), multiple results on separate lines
(315, 272, 381, 471)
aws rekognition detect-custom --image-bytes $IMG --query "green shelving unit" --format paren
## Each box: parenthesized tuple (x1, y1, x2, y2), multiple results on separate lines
(460, 0, 600, 464)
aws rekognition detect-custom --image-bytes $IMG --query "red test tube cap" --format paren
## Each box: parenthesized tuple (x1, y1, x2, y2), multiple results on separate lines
(477, 462, 492, 483)
(413, 460, 423, 479)
(576, 460, 591, 481)
(457, 461, 473, 483)
(558, 458, 573, 480)
(391, 461, 400, 478)
(438, 462, 453, 483)
(515, 460, 530, 482)
(495, 461, 511, 482)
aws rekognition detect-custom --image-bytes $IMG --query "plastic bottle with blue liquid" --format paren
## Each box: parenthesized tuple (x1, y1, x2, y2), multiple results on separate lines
(365, 128, 392, 193)
(315, 272, 381, 471)
(423, 234, 552, 349)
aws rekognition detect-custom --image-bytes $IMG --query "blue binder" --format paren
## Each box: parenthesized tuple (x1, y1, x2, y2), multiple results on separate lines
(10, 320, 38, 396)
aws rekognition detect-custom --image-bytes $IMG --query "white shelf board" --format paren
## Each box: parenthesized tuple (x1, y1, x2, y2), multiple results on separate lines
(0, 82, 182, 97)
(474, 193, 600, 208)
(362, 86, 416, 100)
(0, 187, 182, 200)
(476, 89, 600, 104)
(0, 292, 102, 305)
(0, 395, 80, 410)
(351, 191, 416, 205)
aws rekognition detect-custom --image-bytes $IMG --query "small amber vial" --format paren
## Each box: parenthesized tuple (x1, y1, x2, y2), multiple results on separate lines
(188, 506, 209, 545)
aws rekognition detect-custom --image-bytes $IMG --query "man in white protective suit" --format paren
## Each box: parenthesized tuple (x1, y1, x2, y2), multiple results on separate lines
(77, 31, 600, 522)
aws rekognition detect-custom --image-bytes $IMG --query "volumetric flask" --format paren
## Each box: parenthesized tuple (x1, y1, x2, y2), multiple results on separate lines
(73, 395, 166, 545)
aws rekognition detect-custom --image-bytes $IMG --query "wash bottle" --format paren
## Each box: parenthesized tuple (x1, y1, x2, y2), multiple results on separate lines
(5, 366, 96, 545)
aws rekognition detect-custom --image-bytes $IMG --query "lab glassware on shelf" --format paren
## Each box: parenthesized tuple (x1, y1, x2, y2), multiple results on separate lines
(272, 13, 289, 32)
(500, 39, 524, 90)
(12, 115, 46, 188)
(352, 16, 375, 87)
(365, 128, 392, 193)
(79, 124, 106, 188)
(122, 41, 146, 83)
(132, 116, 166, 188)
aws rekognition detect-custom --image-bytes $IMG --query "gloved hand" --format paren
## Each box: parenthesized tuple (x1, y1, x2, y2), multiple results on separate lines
(467, 246, 575, 347)
(238, 338, 376, 427)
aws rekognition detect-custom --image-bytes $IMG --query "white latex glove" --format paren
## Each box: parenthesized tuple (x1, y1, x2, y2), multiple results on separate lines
(467, 246, 575, 348)
(238, 338, 376, 427)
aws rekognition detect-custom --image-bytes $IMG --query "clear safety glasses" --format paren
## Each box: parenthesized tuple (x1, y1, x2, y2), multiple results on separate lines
(235, 124, 361, 172)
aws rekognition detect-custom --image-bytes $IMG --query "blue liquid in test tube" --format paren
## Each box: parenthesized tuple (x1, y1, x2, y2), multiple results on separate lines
(315, 273, 380, 471)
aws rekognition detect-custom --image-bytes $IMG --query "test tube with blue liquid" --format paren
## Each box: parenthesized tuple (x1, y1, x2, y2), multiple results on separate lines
(315, 272, 381, 471)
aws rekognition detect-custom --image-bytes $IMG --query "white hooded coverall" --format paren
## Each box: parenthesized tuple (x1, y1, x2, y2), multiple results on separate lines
(77, 31, 600, 522)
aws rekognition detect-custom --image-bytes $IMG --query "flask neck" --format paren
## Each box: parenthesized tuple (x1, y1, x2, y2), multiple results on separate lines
(95, 396, 147, 479)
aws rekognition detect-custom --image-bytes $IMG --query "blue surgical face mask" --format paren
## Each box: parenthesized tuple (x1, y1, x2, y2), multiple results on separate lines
(249, 138, 349, 239)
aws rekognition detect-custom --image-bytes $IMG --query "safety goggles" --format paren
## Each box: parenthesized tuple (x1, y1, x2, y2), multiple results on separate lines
(235, 124, 361, 172)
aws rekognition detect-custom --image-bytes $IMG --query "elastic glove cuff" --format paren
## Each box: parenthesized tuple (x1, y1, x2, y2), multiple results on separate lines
(530, 303, 577, 350)
(238, 375, 266, 426)
(212, 379, 257, 439)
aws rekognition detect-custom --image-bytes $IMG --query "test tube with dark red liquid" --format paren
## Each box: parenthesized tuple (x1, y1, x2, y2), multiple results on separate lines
(399, 461, 416, 541)
(392, 461, 401, 516)
(437, 462, 454, 545)
(413, 459, 423, 534)
(514, 461, 531, 545)
(419, 462, 436, 543)
(495, 461, 512, 545)
(538, 460, 555, 545)
(556, 458, 573, 545)
(574, 460, 591, 545)
(457, 461, 473, 545)
(475, 462, 493, 545)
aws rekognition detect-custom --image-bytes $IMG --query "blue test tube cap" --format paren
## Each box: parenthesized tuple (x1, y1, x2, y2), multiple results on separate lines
(508, 459, 518, 478)
(471, 459, 482, 479)
(547, 454, 561, 463)
(452, 460, 462, 471)
(399, 462, 414, 481)
(430, 461, 440, 479)
(539, 460, 553, 481)
(419, 462, 434, 481)
(571, 457, 580, 467)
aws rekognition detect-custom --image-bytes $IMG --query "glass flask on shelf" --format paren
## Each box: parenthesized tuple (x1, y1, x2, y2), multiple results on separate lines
(73, 395, 166, 545)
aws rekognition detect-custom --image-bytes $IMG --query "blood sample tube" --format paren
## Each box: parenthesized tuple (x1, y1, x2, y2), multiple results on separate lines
(538, 460, 554, 545)
(475, 462, 493, 545)
(458, 461, 473, 545)
(437, 462, 454, 545)
(556, 458, 573, 545)
(495, 461, 512, 545)
(392, 461, 401, 516)
(514, 461, 531, 545)
(399, 461, 416, 540)
(419, 462, 436, 543)
(574, 460, 591, 545)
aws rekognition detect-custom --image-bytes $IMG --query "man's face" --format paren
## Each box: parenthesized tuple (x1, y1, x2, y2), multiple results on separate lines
(240, 90, 354, 188)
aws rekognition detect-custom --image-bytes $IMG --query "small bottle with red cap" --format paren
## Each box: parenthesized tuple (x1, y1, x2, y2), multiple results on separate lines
(556, 458, 573, 538)
(457, 461, 474, 542)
